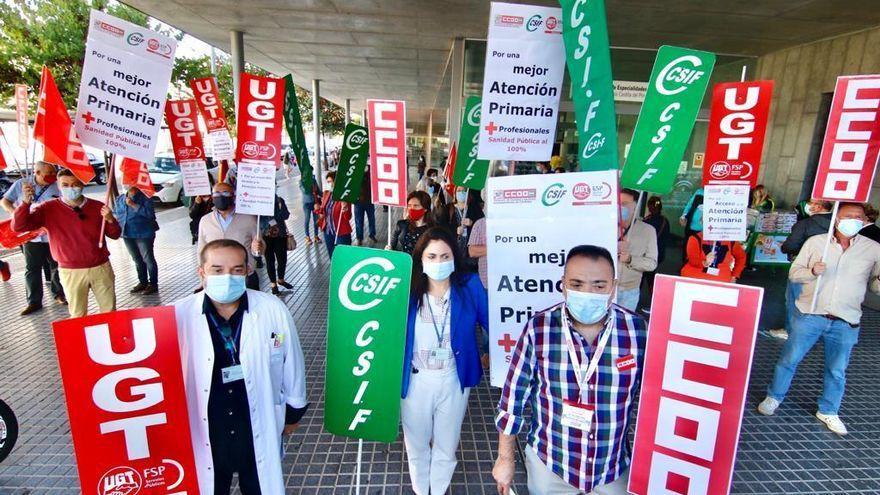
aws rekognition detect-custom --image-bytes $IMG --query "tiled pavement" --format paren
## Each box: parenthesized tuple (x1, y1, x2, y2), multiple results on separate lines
(0, 175, 879, 494)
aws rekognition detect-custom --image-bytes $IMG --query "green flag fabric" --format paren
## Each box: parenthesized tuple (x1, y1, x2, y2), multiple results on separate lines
(283, 75, 314, 190)
(332, 123, 370, 202)
(453, 96, 491, 189)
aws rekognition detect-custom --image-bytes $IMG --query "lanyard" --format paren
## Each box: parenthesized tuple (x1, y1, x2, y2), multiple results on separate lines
(425, 294, 451, 347)
(33, 184, 50, 203)
(207, 311, 244, 364)
(562, 310, 613, 398)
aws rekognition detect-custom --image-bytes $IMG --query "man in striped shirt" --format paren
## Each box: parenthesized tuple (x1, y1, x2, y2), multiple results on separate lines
(493, 245, 647, 495)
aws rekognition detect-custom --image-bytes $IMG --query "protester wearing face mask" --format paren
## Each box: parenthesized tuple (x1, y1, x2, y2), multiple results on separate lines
(390, 191, 433, 254)
(616, 188, 657, 311)
(759, 202, 880, 436)
(417, 168, 439, 192)
(315, 171, 353, 258)
(769, 200, 834, 340)
(115, 186, 160, 295)
(680, 217, 746, 283)
(174, 239, 308, 495)
(12, 168, 120, 317)
(1, 161, 66, 315)
(197, 182, 263, 290)
(401, 227, 488, 495)
(493, 245, 646, 495)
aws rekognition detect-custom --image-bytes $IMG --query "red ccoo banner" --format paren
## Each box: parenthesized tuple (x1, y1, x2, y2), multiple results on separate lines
(0, 219, 44, 249)
(235, 72, 285, 168)
(629, 275, 763, 495)
(165, 99, 206, 163)
(811, 75, 880, 202)
(119, 156, 155, 197)
(53, 307, 199, 495)
(703, 81, 774, 187)
(367, 99, 407, 206)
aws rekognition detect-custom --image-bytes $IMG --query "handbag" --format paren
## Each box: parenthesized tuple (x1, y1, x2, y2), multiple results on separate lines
(286, 234, 297, 251)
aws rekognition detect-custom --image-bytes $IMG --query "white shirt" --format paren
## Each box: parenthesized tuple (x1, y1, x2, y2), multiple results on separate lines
(413, 289, 455, 372)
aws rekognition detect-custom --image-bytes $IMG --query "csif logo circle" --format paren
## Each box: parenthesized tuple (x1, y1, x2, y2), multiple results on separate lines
(127, 32, 145, 46)
(338, 257, 402, 311)
(467, 102, 482, 127)
(583, 132, 606, 159)
(345, 128, 368, 149)
(656, 55, 706, 96)
(526, 14, 543, 32)
(541, 182, 566, 206)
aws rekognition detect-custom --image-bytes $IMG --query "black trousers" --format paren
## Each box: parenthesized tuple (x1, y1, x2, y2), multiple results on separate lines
(263, 235, 288, 282)
(246, 272, 260, 291)
(212, 441, 261, 495)
(22, 242, 62, 305)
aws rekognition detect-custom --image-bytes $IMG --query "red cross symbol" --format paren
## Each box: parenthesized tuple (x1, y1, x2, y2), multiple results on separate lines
(81, 111, 95, 124)
(498, 333, 517, 353)
(484, 121, 498, 135)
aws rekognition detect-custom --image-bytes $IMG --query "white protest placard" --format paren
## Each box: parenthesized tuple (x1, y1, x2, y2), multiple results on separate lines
(703, 183, 750, 242)
(487, 171, 618, 386)
(75, 10, 176, 163)
(478, 2, 565, 162)
(180, 160, 211, 196)
(235, 163, 275, 216)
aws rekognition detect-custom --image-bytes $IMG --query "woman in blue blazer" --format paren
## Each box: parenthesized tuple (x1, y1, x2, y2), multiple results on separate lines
(400, 226, 489, 495)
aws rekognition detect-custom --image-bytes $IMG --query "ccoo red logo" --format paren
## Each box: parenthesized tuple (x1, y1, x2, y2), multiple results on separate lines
(98, 466, 142, 495)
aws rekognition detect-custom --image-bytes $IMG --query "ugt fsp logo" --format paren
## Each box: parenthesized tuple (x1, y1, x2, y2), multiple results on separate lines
(98, 466, 142, 495)
(542, 183, 566, 206)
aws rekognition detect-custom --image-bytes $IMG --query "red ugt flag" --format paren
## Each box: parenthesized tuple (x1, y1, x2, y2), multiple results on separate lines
(119, 157, 155, 198)
(34, 66, 96, 183)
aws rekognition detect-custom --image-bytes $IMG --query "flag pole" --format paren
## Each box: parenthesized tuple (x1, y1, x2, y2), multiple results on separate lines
(98, 153, 116, 248)
(386, 205, 393, 248)
(0, 132, 27, 178)
(809, 200, 839, 312)
(355, 438, 363, 495)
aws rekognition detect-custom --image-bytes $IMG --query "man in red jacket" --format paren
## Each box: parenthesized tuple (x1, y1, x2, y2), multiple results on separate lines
(13, 169, 121, 317)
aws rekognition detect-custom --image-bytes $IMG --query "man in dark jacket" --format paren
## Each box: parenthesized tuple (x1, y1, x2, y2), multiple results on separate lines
(771, 200, 833, 340)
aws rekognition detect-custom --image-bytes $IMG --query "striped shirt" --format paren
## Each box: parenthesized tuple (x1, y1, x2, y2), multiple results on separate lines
(496, 303, 647, 492)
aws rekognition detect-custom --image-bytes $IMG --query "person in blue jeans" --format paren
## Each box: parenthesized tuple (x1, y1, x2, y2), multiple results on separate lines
(115, 186, 159, 294)
(300, 174, 320, 245)
(354, 166, 377, 245)
(758, 202, 880, 436)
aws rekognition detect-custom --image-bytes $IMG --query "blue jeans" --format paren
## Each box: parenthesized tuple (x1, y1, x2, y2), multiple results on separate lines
(616, 288, 640, 312)
(123, 237, 158, 286)
(784, 280, 802, 332)
(354, 203, 376, 240)
(767, 311, 859, 415)
(303, 202, 318, 237)
(324, 232, 351, 258)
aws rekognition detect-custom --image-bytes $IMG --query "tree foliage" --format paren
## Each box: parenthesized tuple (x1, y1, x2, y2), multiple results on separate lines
(0, 0, 347, 136)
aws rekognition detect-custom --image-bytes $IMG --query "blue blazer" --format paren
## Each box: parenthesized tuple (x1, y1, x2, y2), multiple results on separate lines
(401, 272, 489, 398)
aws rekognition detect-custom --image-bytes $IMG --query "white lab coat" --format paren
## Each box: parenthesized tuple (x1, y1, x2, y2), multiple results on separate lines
(174, 289, 308, 495)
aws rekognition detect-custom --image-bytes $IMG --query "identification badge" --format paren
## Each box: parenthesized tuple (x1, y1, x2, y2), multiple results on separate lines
(706, 267, 720, 276)
(561, 400, 595, 430)
(221, 365, 244, 384)
(429, 348, 452, 360)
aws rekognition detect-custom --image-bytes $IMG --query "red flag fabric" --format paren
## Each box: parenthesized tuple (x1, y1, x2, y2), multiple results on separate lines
(0, 219, 44, 249)
(119, 157, 155, 197)
(0, 145, 7, 171)
(34, 67, 95, 183)
(444, 141, 458, 196)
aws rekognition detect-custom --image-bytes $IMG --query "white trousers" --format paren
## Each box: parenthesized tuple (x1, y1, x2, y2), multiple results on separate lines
(400, 368, 470, 495)
(525, 447, 629, 495)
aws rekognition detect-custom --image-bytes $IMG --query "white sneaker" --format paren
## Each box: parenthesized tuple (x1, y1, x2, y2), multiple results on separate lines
(757, 397, 780, 416)
(816, 412, 848, 436)
(768, 328, 789, 340)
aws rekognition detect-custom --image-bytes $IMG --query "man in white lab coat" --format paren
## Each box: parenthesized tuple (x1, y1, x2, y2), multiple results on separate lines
(175, 239, 309, 494)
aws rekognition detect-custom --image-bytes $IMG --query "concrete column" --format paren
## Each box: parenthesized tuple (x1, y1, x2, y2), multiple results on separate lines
(425, 112, 434, 169)
(312, 79, 323, 182)
(448, 37, 465, 143)
(230, 30, 245, 117)
(344, 98, 351, 126)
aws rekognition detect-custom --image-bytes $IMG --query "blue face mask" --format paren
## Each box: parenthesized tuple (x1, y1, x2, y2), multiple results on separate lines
(456, 191, 468, 203)
(204, 274, 246, 304)
(621, 207, 631, 223)
(423, 260, 454, 281)
(60, 186, 83, 202)
(565, 289, 611, 325)
(837, 218, 864, 238)
(428, 186, 437, 196)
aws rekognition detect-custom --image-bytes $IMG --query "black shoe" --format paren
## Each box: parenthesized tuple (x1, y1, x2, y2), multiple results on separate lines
(369, 236, 379, 244)
(54, 295, 68, 305)
(130, 283, 147, 294)
(20, 304, 43, 316)
(141, 284, 158, 295)
(271, 286, 280, 295)
(255, 258, 265, 269)
(277, 280, 293, 290)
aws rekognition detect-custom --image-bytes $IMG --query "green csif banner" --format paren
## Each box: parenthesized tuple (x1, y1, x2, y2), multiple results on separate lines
(620, 45, 715, 194)
(282, 74, 314, 190)
(324, 245, 412, 442)
(560, 0, 619, 171)
(453, 96, 491, 189)
(332, 122, 370, 202)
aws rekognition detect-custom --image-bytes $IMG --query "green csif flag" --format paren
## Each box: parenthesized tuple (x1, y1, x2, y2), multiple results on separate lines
(560, 0, 619, 171)
(453, 96, 491, 189)
(282, 75, 314, 190)
(324, 245, 412, 442)
(332, 123, 370, 202)
(620, 46, 715, 194)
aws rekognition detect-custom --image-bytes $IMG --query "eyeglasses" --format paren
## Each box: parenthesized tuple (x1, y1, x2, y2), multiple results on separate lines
(72, 207, 85, 220)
